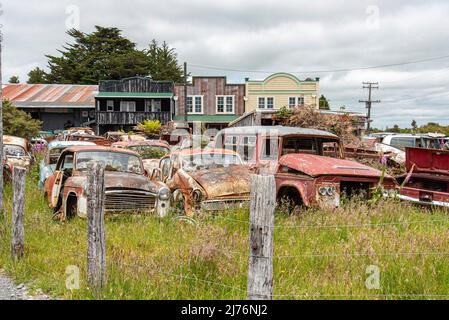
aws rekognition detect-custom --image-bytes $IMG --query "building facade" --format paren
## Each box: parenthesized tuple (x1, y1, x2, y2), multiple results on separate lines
(173, 76, 245, 130)
(2, 84, 96, 132)
(244, 73, 320, 112)
(95, 76, 174, 134)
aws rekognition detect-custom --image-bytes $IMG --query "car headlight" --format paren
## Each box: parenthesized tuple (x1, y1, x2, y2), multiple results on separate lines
(158, 187, 171, 201)
(319, 186, 336, 196)
(192, 189, 203, 202)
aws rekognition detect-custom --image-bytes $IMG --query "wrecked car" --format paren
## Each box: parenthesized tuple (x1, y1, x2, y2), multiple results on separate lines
(275, 153, 397, 209)
(112, 140, 170, 173)
(38, 140, 96, 189)
(155, 148, 251, 215)
(44, 146, 171, 219)
(104, 131, 147, 143)
(3, 135, 33, 179)
(396, 147, 449, 208)
(65, 134, 112, 146)
(215, 126, 344, 173)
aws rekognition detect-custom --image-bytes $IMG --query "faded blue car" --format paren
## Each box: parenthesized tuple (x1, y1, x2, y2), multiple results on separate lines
(38, 140, 96, 189)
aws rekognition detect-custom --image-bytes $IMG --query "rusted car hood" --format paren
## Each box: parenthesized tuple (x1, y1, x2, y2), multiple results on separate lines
(279, 154, 387, 178)
(70, 171, 162, 193)
(188, 166, 251, 199)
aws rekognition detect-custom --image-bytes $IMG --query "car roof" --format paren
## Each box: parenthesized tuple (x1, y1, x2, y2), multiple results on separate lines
(170, 148, 239, 156)
(3, 135, 28, 149)
(217, 126, 339, 139)
(62, 145, 140, 156)
(112, 140, 170, 148)
(383, 134, 436, 139)
(48, 140, 96, 149)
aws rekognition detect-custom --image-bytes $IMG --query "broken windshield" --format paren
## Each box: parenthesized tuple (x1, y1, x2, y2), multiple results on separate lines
(76, 151, 143, 174)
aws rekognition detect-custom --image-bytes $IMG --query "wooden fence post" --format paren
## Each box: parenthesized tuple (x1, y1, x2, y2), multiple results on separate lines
(247, 174, 276, 300)
(11, 167, 26, 259)
(87, 162, 106, 290)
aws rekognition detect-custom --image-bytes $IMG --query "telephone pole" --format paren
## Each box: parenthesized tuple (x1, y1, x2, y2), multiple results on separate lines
(359, 82, 380, 134)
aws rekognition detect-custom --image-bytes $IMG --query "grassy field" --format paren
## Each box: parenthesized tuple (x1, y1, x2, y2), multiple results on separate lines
(1, 163, 449, 300)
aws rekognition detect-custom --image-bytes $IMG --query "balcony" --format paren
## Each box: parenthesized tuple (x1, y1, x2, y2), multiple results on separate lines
(97, 111, 171, 125)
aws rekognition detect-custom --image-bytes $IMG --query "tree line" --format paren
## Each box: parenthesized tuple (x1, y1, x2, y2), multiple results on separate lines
(11, 26, 185, 85)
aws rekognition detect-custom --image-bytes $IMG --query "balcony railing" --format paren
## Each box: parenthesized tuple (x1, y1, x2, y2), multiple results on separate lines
(97, 111, 171, 125)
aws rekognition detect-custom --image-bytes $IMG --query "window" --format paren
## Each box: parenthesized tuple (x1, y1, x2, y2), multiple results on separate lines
(258, 97, 275, 109)
(107, 100, 114, 112)
(390, 137, 415, 150)
(288, 97, 304, 108)
(224, 135, 239, 153)
(258, 97, 265, 109)
(120, 101, 136, 112)
(216, 95, 234, 114)
(151, 99, 161, 112)
(261, 138, 279, 160)
(282, 137, 318, 155)
(238, 136, 257, 162)
(187, 95, 203, 114)
(187, 97, 193, 113)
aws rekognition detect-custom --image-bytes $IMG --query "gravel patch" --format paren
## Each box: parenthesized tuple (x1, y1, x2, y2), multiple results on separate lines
(0, 269, 51, 300)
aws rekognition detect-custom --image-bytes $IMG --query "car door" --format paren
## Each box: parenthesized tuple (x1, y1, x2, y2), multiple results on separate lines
(48, 152, 74, 208)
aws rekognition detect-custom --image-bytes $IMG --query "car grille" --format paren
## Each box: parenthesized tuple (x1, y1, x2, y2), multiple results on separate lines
(105, 189, 156, 211)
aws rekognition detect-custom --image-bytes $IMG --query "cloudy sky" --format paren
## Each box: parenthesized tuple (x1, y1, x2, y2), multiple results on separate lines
(1, 0, 449, 128)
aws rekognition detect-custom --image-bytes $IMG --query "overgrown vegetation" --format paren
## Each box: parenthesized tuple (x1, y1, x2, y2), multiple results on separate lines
(2, 100, 42, 139)
(275, 105, 358, 144)
(136, 120, 162, 138)
(1, 163, 449, 299)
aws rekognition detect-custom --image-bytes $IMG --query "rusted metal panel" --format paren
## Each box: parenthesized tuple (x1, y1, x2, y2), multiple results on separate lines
(2, 84, 97, 106)
(405, 147, 449, 174)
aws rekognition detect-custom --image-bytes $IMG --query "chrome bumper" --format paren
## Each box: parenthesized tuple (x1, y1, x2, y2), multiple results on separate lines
(398, 194, 449, 208)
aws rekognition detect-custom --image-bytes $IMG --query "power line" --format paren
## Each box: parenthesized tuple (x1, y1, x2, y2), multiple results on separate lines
(190, 53, 449, 74)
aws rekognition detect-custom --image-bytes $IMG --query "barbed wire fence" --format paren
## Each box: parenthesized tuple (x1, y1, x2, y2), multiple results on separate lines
(4, 167, 449, 300)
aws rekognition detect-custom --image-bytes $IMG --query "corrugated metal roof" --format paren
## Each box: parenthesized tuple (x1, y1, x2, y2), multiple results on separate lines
(2, 84, 98, 108)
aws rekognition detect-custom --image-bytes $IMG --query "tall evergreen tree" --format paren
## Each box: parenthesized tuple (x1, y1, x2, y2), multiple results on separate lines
(45, 26, 149, 84)
(146, 39, 184, 83)
(8, 75, 19, 83)
(319, 94, 330, 110)
(27, 67, 48, 84)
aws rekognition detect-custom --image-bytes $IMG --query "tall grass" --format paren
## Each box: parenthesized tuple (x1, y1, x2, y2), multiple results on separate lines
(1, 163, 449, 299)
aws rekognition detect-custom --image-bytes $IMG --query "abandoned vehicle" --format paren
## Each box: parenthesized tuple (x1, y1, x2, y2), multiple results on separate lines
(396, 147, 449, 208)
(3, 135, 33, 178)
(112, 140, 170, 173)
(65, 133, 112, 146)
(38, 140, 96, 188)
(44, 146, 171, 219)
(214, 126, 344, 173)
(275, 153, 397, 209)
(155, 148, 251, 215)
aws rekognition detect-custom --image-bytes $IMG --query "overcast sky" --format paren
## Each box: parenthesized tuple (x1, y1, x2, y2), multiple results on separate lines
(1, 0, 449, 128)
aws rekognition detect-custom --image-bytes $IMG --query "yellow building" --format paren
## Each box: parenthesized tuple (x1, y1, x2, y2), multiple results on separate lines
(244, 73, 320, 112)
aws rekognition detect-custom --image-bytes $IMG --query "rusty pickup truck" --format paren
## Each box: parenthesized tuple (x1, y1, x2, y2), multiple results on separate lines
(44, 146, 171, 219)
(396, 147, 449, 208)
(275, 153, 397, 209)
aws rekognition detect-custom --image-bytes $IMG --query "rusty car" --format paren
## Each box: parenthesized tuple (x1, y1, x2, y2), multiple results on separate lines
(38, 140, 96, 188)
(275, 153, 397, 209)
(396, 147, 449, 208)
(155, 148, 251, 215)
(112, 140, 170, 173)
(214, 126, 344, 173)
(44, 146, 171, 219)
(58, 127, 95, 140)
(3, 135, 33, 179)
(104, 131, 147, 143)
(65, 133, 112, 146)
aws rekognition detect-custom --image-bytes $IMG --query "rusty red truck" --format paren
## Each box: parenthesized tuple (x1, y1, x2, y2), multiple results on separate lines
(396, 147, 449, 208)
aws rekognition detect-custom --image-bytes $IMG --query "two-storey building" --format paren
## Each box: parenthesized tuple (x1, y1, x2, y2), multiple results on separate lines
(173, 76, 245, 130)
(94, 76, 174, 134)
